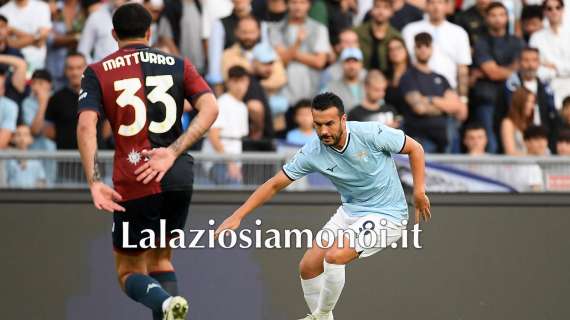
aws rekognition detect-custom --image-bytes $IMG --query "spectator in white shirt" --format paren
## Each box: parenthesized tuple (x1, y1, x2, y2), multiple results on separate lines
(402, 0, 471, 99)
(78, 0, 127, 63)
(529, 0, 570, 110)
(0, 0, 52, 73)
(204, 65, 250, 184)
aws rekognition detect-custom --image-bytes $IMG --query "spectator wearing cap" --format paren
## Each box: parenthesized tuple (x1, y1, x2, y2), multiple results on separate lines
(250, 42, 288, 135)
(0, 0, 52, 72)
(323, 47, 365, 112)
(267, 0, 331, 106)
(348, 69, 400, 127)
(556, 128, 570, 155)
(322, 29, 366, 88)
(399, 32, 467, 153)
(354, 0, 401, 74)
(402, 0, 471, 99)
(0, 65, 18, 149)
(78, 0, 127, 63)
(529, 0, 570, 110)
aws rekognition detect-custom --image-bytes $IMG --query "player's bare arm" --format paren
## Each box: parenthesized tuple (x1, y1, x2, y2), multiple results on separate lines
(135, 93, 219, 184)
(214, 171, 293, 238)
(399, 135, 431, 224)
(77, 110, 125, 213)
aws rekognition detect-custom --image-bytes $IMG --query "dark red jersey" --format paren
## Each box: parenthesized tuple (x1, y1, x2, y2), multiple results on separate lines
(78, 44, 211, 201)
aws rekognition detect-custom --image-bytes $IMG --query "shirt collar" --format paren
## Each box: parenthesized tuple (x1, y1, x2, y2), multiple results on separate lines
(330, 122, 351, 154)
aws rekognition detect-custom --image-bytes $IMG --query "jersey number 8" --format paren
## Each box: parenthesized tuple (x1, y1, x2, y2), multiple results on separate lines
(114, 75, 176, 137)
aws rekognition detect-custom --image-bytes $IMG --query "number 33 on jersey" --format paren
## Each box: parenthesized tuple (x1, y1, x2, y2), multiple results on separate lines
(77, 44, 211, 201)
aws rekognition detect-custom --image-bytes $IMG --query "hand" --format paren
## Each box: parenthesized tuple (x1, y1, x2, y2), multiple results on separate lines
(90, 181, 125, 213)
(135, 147, 177, 184)
(214, 215, 242, 239)
(414, 192, 431, 224)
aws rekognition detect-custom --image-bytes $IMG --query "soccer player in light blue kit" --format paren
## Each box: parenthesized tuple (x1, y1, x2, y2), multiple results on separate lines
(216, 92, 431, 319)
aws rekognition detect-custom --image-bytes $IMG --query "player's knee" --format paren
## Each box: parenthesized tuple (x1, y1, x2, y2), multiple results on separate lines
(324, 249, 349, 265)
(146, 248, 173, 272)
(299, 258, 323, 279)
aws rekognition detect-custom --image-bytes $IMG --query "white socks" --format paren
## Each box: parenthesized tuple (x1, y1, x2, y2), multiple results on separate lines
(162, 297, 172, 313)
(315, 261, 345, 315)
(301, 273, 324, 313)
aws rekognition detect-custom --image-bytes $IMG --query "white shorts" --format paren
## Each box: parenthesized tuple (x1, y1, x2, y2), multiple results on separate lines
(321, 206, 405, 258)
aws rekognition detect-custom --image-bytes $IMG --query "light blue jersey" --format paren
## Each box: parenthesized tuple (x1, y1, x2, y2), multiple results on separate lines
(283, 121, 408, 222)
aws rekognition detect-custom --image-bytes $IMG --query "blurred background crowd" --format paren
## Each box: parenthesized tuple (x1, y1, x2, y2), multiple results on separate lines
(0, 0, 569, 188)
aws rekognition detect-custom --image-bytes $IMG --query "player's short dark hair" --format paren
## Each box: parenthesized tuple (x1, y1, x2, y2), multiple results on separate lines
(414, 32, 432, 47)
(464, 122, 486, 133)
(31, 69, 52, 82)
(65, 51, 86, 66)
(562, 96, 570, 109)
(521, 46, 540, 57)
(112, 3, 152, 40)
(558, 129, 570, 143)
(227, 65, 249, 80)
(293, 98, 312, 113)
(373, 0, 393, 7)
(523, 125, 548, 140)
(486, 1, 507, 14)
(311, 92, 345, 115)
(521, 4, 544, 21)
(0, 14, 7, 24)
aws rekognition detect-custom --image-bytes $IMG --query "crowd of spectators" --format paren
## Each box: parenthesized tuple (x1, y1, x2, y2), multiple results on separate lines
(0, 0, 569, 186)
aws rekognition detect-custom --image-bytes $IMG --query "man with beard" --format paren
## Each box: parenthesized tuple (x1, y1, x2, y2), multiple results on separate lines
(471, 1, 524, 153)
(221, 16, 280, 143)
(502, 47, 560, 152)
(215, 91, 431, 320)
(354, 0, 401, 74)
(400, 32, 467, 153)
(267, 0, 330, 106)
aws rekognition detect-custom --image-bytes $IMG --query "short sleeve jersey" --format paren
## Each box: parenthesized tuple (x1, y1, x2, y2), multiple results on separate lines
(282, 121, 408, 222)
(78, 44, 211, 201)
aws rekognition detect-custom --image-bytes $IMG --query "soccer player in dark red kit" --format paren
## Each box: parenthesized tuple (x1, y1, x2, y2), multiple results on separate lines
(76, 3, 218, 320)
